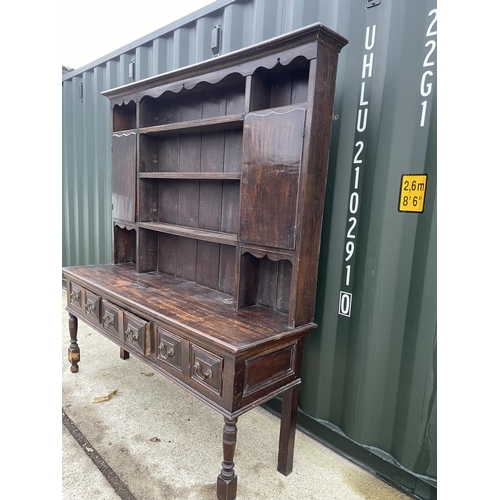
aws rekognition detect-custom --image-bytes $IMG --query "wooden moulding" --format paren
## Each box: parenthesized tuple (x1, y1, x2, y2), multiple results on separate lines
(102, 23, 348, 105)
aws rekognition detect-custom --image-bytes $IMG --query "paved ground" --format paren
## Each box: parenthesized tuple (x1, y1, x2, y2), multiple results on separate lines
(61, 289, 411, 500)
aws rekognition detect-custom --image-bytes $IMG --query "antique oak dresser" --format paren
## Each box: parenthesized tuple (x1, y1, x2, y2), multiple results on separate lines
(63, 23, 347, 499)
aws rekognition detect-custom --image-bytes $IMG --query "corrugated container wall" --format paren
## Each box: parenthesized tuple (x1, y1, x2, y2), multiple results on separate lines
(62, 0, 437, 498)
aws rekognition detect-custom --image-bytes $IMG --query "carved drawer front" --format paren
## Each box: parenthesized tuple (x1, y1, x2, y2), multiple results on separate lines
(190, 344, 223, 396)
(156, 327, 181, 371)
(124, 311, 151, 355)
(84, 290, 101, 324)
(68, 282, 83, 312)
(102, 300, 121, 339)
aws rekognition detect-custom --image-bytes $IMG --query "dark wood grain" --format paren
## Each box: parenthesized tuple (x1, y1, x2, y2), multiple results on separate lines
(157, 233, 177, 275)
(158, 136, 180, 172)
(202, 86, 227, 119)
(138, 179, 159, 222)
(278, 385, 299, 476)
(68, 314, 80, 373)
(181, 91, 202, 121)
(276, 260, 292, 314)
(138, 135, 159, 173)
(290, 44, 341, 327)
(113, 102, 136, 131)
(220, 181, 240, 234)
(112, 133, 137, 223)
(226, 84, 246, 115)
(199, 181, 223, 231)
(69, 23, 348, 499)
(113, 225, 136, 264)
(223, 131, 242, 173)
(201, 131, 225, 172)
(218, 245, 236, 295)
(64, 263, 313, 351)
(176, 236, 197, 282)
(196, 240, 220, 289)
(158, 180, 179, 224)
(236, 253, 259, 309)
(120, 348, 130, 360)
(217, 417, 238, 500)
(256, 257, 278, 310)
(137, 228, 158, 272)
(240, 107, 305, 250)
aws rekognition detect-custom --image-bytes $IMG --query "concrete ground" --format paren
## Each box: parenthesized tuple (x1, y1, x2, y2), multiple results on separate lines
(61, 288, 411, 500)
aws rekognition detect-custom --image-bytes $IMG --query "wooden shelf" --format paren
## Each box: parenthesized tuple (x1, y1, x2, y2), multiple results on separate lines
(137, 222, 237, 246)
(139, 114, 244, 136)
(138, 172, 241, 180)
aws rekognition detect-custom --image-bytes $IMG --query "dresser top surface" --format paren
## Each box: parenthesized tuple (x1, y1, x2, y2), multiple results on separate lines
(63, 264, 315, 353)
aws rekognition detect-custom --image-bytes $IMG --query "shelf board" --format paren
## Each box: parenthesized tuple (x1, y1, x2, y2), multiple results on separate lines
(138, 222, 237, 246)
(139, 114, 244, 136)
(139, 172, 241, 180)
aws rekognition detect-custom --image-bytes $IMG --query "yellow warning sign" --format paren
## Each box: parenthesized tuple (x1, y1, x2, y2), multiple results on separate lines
(398, 174, 428, 213)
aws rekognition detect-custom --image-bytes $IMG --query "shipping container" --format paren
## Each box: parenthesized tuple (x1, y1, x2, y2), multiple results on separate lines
(62, 1, 437, 498)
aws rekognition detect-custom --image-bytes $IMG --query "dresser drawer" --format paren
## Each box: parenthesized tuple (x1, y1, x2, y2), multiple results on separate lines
(102, 300, 122, 340)
(67, 282, 83, 312)
(190, 344, 223, 396)
(84, 290, 101, 324)
(156, 327, 182, 371)
(124, 311, 152, 355)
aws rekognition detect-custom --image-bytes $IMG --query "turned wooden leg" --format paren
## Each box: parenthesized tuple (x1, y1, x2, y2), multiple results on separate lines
(217, 416, 238, 500)
(277, 385, 299, 476)
(120, 347, 130, 360)
(68, 313, 80, 373)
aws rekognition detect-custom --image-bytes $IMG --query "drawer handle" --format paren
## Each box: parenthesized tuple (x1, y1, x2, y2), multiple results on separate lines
(193, 361, 213, 381)
(159, 342, 174, 359)
(85, 302, 95, 314)
(70, 291, 80, 303)
(103, 314, 115, 327)
(125, 326, 139, 342)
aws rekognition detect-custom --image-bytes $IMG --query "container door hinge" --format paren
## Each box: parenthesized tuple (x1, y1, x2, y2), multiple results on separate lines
(366, 0, 381, 8)
(211, 24, 221, 57)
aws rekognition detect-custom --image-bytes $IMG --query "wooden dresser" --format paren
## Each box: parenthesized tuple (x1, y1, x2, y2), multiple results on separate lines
(64, 23, 347, 499)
